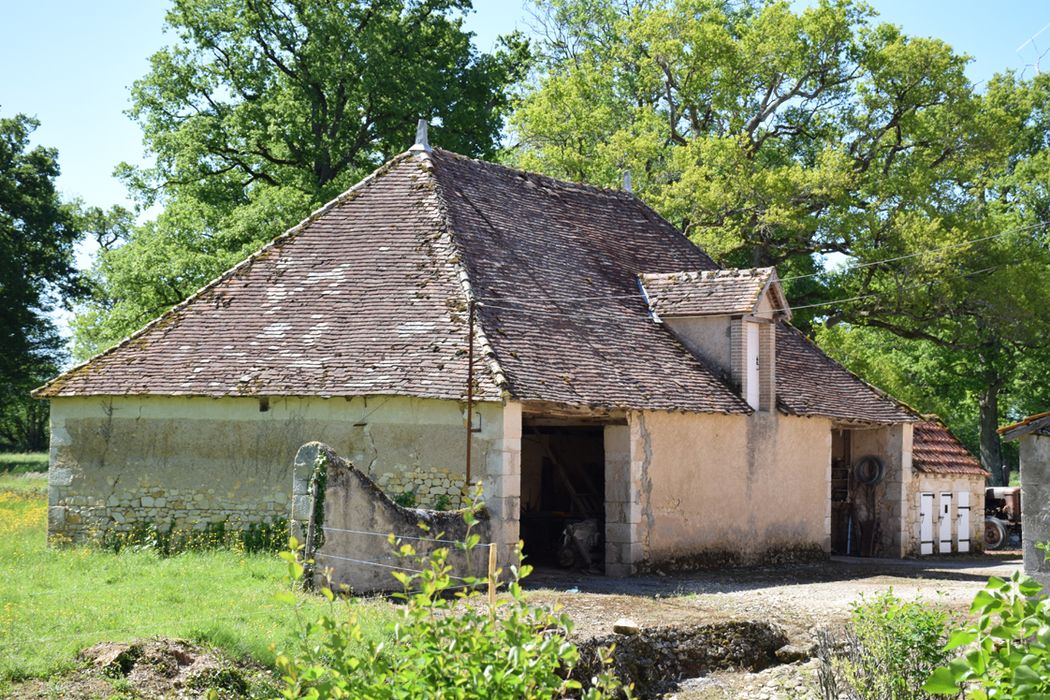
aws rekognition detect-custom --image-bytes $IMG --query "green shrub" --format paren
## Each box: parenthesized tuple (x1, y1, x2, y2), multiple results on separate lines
(924, 567, 1050, 698)
(97, 517, 289, 556)
(273, 506, 628, 699)
(392, 490, 416, 508)
(817, 590, 951, 700)
(0, 452, 48, 475)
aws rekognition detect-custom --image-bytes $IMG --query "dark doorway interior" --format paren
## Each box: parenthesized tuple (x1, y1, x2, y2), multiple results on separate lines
(520, 425, 605, 571)
(830, 429, 853, 555)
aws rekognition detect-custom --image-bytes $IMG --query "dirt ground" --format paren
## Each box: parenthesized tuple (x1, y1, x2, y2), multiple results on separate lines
(527, 554, 1021, 641)
(527, 554, 1021, 699)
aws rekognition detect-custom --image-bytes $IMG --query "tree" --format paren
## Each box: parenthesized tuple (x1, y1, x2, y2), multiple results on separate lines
(0, 114, 81, 451)
(75, 0, 530, 355)
(512, 0, 973, 277)
(814, 71, 1050, 485)
(512, 0, 1050, 483)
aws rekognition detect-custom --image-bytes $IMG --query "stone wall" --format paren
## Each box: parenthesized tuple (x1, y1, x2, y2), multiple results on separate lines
(374, 467, 465, 508)
(902, 472, 985, 556)
(47, 394, 504, 542)
(290, 442, 491, 593)
(1021, 434, 1050, 582)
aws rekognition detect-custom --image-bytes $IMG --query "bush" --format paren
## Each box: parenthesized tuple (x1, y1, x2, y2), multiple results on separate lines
(817, 590, 951, 700)
(273, 506, 628, 699)
(924, 567, 1050, 698)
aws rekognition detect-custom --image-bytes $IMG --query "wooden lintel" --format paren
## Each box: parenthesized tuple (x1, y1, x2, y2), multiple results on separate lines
(520, 400, 628, 425)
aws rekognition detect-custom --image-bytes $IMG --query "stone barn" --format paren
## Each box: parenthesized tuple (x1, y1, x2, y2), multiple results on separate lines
(36, 133, 923, 575)
(1000, 411, 1050, 581)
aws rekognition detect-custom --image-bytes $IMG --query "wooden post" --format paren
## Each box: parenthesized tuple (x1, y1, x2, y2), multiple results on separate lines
(487, 541, 498, 612)
(465, 299, 476, 496)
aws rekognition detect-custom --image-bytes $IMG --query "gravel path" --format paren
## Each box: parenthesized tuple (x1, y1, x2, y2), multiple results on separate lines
(526, 555, 1020, 645)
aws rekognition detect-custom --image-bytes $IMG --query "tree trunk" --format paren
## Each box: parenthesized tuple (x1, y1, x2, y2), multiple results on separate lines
(978, 381, 1006, 486)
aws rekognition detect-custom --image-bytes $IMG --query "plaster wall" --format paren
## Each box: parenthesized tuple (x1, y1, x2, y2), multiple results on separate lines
(622, 410, 833, 569)
(664, 317, 732, 375)
(1021, 434, 1050, 581)
(903, 473, 985, 556)
(47, 394, 504, 541)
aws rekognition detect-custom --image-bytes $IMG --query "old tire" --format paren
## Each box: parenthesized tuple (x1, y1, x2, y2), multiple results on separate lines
(985, 517, 1007, 550)
(854, 456, 885, 485)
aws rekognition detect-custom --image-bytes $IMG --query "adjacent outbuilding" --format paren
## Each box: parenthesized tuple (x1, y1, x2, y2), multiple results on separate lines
(909, 418, 988, 555)
(1000, 412, 1050, 580)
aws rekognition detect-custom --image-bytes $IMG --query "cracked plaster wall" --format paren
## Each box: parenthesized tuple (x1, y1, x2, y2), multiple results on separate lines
(627, 411, 833, 568)
(47, 395, 503, 541)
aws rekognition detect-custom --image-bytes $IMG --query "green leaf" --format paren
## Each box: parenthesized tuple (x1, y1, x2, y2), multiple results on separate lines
(923, 667, 961, 694)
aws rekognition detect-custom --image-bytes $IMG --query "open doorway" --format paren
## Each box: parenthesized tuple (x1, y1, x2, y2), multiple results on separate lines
(830, 428, 853, 555)
(520, 425, 605, 571)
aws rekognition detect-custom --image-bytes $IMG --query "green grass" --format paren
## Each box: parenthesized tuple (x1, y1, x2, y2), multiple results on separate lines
(0, 480, 395, 685)
(0, 452, 48, 475)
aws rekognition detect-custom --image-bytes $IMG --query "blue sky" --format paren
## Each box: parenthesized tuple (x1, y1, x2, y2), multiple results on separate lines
(1, 0, 1048, 217)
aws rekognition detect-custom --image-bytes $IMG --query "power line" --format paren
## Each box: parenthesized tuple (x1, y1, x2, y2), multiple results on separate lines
(468, 221, 1048, 305)
(775, 221, 1048, 283)
(787, 264, 1004, 313)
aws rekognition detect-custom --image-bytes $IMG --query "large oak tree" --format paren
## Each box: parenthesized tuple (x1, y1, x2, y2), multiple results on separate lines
(511, 0, 1050, 483)
(75, 0, 530, 356)
(0, 114, 81, 450)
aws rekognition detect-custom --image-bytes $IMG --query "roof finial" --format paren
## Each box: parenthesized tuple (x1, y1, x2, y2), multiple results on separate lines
(411, 118, 431, 153)
(623, 169, 632, 193)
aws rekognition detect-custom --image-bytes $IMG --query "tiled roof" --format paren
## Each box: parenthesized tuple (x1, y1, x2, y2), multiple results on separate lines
(639, 268, 782, 317)
(1000, 411, 1050, 441)
(428, 149, 749, 413)
(775, 323, 916, 424)
(36, 147, 914, 423)
(36, 154, 503, 402)
(912, 418, 988, 477)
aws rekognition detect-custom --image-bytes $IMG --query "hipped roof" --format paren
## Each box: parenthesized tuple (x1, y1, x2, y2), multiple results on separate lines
(36, 149, 914, 423)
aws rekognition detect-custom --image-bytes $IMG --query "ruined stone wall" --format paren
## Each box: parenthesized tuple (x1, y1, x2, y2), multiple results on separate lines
(290, 443, 491, 594)
(902, 472, 985, 556)
(625, 411, 833, 570)
(47, 395, 504, 541)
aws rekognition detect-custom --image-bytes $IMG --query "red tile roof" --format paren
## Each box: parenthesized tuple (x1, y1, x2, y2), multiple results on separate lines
(35, 148, 915, 423)
(912, 418, 989, 477)
(639, 268, 788, 318)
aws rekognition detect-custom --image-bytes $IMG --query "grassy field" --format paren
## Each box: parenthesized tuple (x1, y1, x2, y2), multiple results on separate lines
(0, 452, 48, 475)
(0, 474, 394, 688)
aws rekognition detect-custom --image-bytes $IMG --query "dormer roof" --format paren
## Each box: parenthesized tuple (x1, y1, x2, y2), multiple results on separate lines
(639, 267, 791, 320)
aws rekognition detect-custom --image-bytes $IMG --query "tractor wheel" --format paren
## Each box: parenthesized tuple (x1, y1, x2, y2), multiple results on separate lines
(985, 518, 1007, 550)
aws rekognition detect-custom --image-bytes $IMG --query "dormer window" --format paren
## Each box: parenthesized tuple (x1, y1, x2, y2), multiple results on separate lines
(639, 267, 791, 412)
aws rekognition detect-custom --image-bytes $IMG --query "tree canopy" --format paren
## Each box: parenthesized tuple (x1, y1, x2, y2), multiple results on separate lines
(512, 0, 1050, 481)
(0, 114, 81, 450)
(74, 0, 530, 356)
